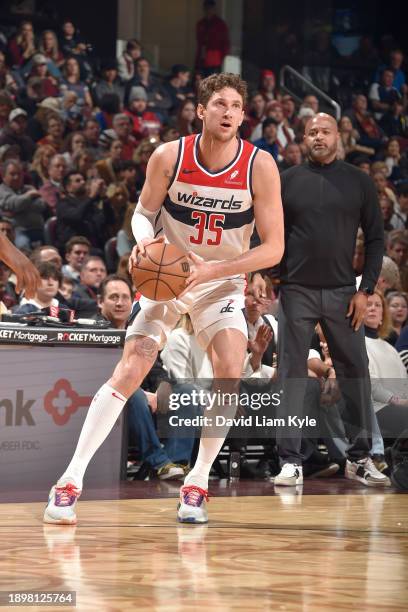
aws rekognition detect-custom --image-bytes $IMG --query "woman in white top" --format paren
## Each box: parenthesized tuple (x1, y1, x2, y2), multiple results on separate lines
(364, 290, 408, 439)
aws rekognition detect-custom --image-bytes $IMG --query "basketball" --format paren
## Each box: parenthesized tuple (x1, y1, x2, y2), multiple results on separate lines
(131, 242, 190, 301)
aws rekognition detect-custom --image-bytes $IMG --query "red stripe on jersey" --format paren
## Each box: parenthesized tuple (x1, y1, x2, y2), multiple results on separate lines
(176, 134, 255, 190)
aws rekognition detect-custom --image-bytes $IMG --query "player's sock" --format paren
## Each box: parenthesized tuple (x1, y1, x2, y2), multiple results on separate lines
(184, 437, 227, 490)
(184, 392, 239, 491)
(58, 383, 127, 489)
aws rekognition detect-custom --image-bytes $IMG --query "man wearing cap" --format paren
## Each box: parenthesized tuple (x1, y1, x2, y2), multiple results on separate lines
(195, 0, 230, 76)
(28, 54, 60, 97)
(0, 108, 35, 162)
(163, 64, 193, 114)
(124, 87, 161, 143)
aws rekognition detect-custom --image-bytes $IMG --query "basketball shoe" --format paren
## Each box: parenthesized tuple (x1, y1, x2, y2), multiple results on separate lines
(43, 482, 81, 524)
(274, 463, 303, 486)
(177, 484, 209, 523)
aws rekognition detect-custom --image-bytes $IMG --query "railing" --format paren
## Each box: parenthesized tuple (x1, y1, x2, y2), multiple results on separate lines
(279, 64, 341, 120)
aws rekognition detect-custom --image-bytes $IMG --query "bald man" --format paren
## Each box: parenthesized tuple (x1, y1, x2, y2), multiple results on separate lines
(0, 232, 40, 298)
(273, 113, 387, 487)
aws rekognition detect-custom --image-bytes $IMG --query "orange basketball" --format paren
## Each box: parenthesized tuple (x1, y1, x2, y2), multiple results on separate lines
(131, 242, 190, 301)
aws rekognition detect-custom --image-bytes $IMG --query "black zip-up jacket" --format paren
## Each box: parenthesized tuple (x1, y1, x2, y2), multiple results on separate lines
(279, 159, 384, 291)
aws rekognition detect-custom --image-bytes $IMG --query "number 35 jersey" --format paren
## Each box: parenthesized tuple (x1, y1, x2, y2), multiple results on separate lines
(162, 133, 258, 265)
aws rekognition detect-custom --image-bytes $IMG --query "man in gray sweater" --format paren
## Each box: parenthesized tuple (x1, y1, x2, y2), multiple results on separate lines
(0, 159, 46, 248)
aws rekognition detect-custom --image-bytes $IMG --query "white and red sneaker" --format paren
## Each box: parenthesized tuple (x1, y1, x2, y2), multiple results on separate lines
(177, 485, 209, 524)
(43, 483, 81, 525)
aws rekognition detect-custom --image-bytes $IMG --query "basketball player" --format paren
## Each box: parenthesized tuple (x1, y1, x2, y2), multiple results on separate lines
(0, 231, 40, 298)
(44, 73, 284, 525)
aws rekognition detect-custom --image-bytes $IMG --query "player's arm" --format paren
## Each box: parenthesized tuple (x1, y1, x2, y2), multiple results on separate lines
(129, 140, 179, 268)
(185, 151, 284, 287)
(0, 232, 40, 299)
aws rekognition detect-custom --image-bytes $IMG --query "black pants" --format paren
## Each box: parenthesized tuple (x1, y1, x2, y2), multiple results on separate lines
(276, 284, 372, 463)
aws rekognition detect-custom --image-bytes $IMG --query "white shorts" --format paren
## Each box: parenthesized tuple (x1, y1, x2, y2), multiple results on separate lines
(126, 277, 247, 350)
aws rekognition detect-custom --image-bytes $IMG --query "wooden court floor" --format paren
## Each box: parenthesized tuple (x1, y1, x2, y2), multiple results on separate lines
(0, 483, 407, 611)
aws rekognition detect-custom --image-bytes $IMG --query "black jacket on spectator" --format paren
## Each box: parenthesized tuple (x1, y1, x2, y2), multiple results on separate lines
(56, 195, 114, 252)
(0, 126, 36, 162)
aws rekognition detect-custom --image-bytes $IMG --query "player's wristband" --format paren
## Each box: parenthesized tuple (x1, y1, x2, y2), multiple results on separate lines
(131, 199, 160, 243)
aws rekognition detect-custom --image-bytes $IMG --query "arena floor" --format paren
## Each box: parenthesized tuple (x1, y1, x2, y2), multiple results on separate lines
(0, 481, 407, 611)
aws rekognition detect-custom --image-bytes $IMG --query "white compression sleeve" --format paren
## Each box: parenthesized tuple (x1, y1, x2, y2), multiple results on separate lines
(131, 199, 160, 243)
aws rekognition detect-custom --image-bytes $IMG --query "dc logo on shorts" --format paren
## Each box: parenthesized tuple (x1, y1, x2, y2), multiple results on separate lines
(220, 299, 235, 313)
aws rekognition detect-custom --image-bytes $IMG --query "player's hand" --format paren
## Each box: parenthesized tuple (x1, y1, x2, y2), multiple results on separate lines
(251, 272, 268, 303)
(346, 291, 368, 331)
(0, 240, 41, 298)
(180, 252, 215, 295)
(128, 236, 165, 272)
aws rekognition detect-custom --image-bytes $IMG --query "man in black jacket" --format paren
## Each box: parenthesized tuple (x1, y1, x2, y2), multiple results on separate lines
(56, 172, 114, 252)
(274, 113, 388, 487)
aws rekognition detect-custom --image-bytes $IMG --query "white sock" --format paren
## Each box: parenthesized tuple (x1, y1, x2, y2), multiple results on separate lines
(58, 383, 126, 490)
(184, 393, 238, 491)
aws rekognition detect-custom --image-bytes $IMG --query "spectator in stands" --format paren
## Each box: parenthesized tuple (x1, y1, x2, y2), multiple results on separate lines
(117, 39, 142, 83)
(266, 101, 295, 152)
(258, 69, 278, 102)
(379, 193, 404, 232)
(338, 115, 375, 161)
(8, 20, 36, 67)
(74, 255, 107, 305)
(345, 94, 385, 152)
(60, 276, 74, 300)
(163, 64, 193, 114)
(397, 185, 408, 228)
(281, 94, 299, 130)
(0, 91, 14, 133)
(56, 172, 114, 250)
(39, 153, 67, 213)
(369, 68, 402, 121)
(95, 93, 121, 132)
(174, 99, 200, 136)
(354, 156, 371, 175)
(61, 236, 91, 284)
(0, 159, 46, 248)
(364, 290, 408, 441)
(37, 114, 65, 152)
(72, 149, 97, 180)
(125, 57, 172, 118)
(39, 29, 64, 68)
(0, 52, 18, 97)
(383, 138, 408, 182)
(30, 245, 62, 269)
(62, 130, 86, 166)
(26, 53, 60, 97)
(83, 118, 103, 160)
(195, 0, 230, 76)
(375, 48, 407, 94)
(302, 95, 318, 114)
(133, 137, 160, 190)
(29, 144, 56, 188)
(372, 170, 398, 211)
(111, 113, 137, 161)
(125, 86, 161, 142)
(244, 92, 267, 141)
(92, 59, 123, 107)
(0, 216, 15, 244)
(60, 57, 93, 108)
(386, 231, 408, 291)
(105, 182, 129, 235)
(59, 20, 90, 62)
(385, 291, 408, 345)
(95, 139, 123, 184)
(96, 273, 132, 329)
(13, 261, 65, 315)
(252, 118, 279, 161)
(278, 143, 302, 172)
(380, 100, 408, 140)
(0, 108, 36, 162)
(377, 255, 401, 294)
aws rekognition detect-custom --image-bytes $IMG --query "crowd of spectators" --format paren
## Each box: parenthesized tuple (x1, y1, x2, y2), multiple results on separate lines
(0, 14, 408, 482)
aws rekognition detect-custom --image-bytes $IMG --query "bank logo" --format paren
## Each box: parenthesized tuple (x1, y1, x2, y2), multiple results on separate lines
(44, 379, 92, 426)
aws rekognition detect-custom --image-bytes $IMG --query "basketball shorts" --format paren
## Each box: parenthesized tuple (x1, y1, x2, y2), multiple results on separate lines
(126, 277, 247, 350)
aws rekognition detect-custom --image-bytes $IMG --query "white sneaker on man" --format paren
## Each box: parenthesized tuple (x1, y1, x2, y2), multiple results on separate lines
(177, 485, 209, 523)
(345, 457, 390, 486)
(274, 463, 303, 486)
(43, 482, 81, 524)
